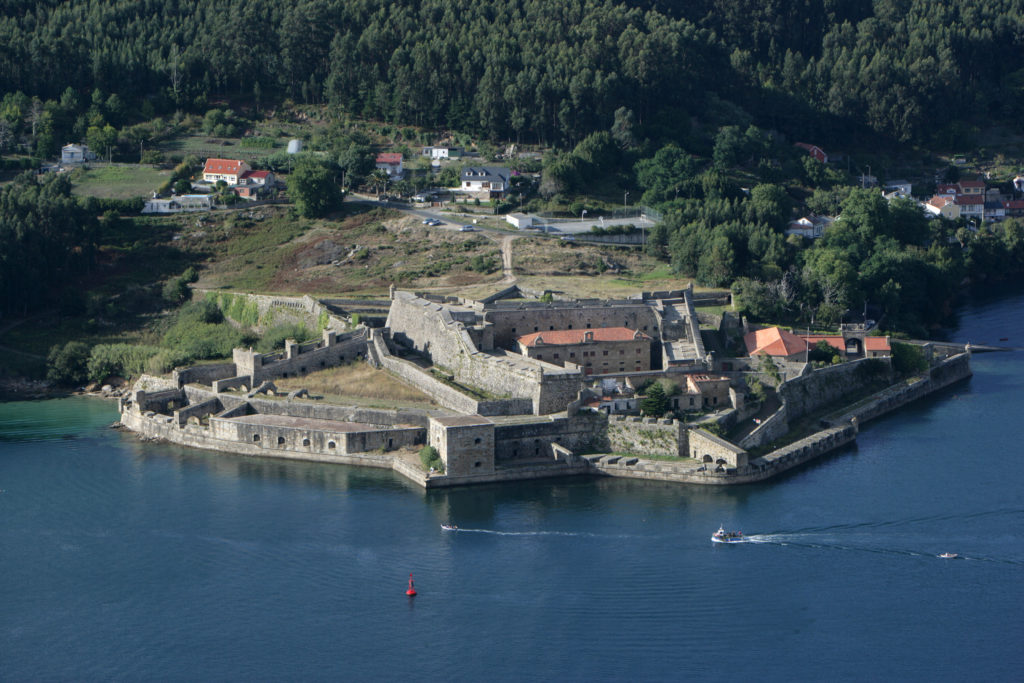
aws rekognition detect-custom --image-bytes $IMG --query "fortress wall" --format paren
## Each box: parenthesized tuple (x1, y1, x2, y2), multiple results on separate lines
(212, 375, 253, 393)
(173, 398, 223, 426)
(372, 328, 534, 416)
(122, 410, 396, 469)
(173, 363, 236, 388)
(687, 429, 747, 468)
(606, 416, 685, 458)
(739, 404, 790, 449)
(494, 414, 605, 463)
(250, 329, 369, 383)
(388, 292, 579, 414)
(779, 357, 893, 421)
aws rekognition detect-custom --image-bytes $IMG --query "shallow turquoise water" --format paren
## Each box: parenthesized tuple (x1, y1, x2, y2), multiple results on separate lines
(2, 296, 1023, 681)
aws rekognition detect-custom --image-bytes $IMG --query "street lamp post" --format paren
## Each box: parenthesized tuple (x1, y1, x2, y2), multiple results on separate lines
(624, 191, 629, 209)
(581, 209, 587, 222)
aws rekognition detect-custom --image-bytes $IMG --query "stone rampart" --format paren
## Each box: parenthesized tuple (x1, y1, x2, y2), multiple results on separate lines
(212, 375, 253, 393)
(687, 429, 748, 468)
(606, 416, 685, 458)
(173, 398, 222, 426)
(200, 290, 349, 333)
(372, 329, 532, 416)
(173, 363, 236, 388)
(494, 414, 605, 463)
(739, 403, 789, 449)
(779, 357, 892, 421)
(233, 328, 369, 383)
(387, 291, 581, 414)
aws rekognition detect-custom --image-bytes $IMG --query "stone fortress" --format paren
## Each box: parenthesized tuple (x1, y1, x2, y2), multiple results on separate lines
(120, 285, 973, 488)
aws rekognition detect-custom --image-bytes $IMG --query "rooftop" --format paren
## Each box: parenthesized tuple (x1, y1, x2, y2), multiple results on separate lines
(517, 327, 651, 347)
(743, 327, 807, 357)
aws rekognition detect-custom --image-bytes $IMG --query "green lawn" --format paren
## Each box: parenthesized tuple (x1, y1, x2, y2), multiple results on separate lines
(70, 164, 172, 199)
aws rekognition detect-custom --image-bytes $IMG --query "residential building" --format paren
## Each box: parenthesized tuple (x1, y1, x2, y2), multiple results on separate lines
(375, 152, 404, 178)
(801, 334, 891, 359)
(203, 158, 251, 185)
(955, 194, 984, 219)
(422, 146, 462, 160)
(683, 374, 732, 410)
(785, 215, 834, 239)
(923, 195, 960, 219)
(461, 166, 512, 197)
(1004, 200, 1024, 218)
(61, 143, 95, 164)
(142, 194, 213, 214)
(516, 327, 652, 375)
(794, 142, 828, 163)
(743, 327, 807, 362)
(883, 180, 912, 197)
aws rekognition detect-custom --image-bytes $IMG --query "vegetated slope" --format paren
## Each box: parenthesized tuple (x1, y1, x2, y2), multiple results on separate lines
(1, 1, 1021, 152)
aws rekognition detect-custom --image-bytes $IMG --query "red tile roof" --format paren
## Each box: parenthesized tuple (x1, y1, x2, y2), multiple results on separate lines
(927, 195, 954, 208)
(517, 327, 650, 347)
(958, 179, 986, 188)
(955, 195, 984, 205)
(743, 327, 807, 357)
(203, 158, 247, 175)
(376, 153, 402, 164)
(243, 170, 271, 180)
(801, 335, 891, 353)
(1004, 200, 1024, 209)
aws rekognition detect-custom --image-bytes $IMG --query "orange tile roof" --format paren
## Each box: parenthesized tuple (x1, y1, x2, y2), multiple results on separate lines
(203, 158, 246, 175)
(517, 327, 650, 347)
(801, 335, 891, 353)
(376, 153, 402, 164)
(743, 327, 807, 357)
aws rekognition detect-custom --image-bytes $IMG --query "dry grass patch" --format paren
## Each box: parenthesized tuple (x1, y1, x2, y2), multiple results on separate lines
(274, 362, 435, 405)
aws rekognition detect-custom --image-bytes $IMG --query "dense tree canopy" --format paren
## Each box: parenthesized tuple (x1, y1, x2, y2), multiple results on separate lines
(0, 1, 1022, 152)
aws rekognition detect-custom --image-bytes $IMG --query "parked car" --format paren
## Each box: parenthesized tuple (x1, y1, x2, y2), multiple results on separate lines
(560, 235, 575, 241)
(460, 225, 476, 232)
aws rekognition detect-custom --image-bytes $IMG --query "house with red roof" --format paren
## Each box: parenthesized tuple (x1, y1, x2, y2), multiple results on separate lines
(801, 334, 891, 359)
(516, 327, 652, 375)
(923, 195, 959, 219)
(955, 194, 984, 218)
(1004, 199, 1024, 218)
(202, 158, 251, 185)
(794, 142, 828, 163)
(743, 327, 808, 362)
(375, 152, 404, 178)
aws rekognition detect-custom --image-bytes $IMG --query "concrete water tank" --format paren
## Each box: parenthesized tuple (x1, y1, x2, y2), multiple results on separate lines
(287, 139, 303, 154)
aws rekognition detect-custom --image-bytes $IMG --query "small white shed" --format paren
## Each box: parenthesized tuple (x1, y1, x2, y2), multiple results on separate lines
(506, 213, 534, 229)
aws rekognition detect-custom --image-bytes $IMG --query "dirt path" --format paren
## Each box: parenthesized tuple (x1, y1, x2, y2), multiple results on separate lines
(499, 234, 517, 284)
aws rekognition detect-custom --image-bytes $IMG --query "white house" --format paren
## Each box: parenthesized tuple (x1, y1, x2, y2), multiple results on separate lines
(61, 143, 95, 164)
(883, 180, 912, 197)
(923, 195, 959, 219)
(142, 194, 213, 214)
(785, 215, 834, 239)
(422, 146, 462, 160)
(202, 158, 251, 185)
(375, 153, 404, 178)
(461, 166, 511, 196)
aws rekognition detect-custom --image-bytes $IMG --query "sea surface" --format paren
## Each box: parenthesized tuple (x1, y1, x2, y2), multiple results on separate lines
(2, 293, 1023, 682)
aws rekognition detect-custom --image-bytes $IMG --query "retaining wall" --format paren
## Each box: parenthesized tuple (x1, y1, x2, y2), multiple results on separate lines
(606, 416, 685, 457)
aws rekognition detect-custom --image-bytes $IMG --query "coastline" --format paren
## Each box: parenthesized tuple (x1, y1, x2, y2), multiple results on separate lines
(116, 352, 972, 488)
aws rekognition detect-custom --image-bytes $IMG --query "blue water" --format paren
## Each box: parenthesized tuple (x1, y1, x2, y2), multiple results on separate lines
(2, 296, 1023, 681)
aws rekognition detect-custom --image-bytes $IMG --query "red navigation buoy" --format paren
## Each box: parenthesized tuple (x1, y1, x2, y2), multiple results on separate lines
(406, 573, 417, 597)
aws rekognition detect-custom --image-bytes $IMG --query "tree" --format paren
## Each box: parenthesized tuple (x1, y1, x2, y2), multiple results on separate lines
(288, 158, 342, 218)
(640, 381, 668, 417)
(46, 341, 91, 385)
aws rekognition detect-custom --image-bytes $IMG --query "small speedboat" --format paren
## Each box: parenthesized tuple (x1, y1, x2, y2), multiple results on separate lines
(441, 524, 458, 531)
(711, 526, 744, 543)
(938, 552, 958, 559)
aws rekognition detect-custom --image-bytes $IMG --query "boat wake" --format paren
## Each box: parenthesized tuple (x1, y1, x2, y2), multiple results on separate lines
(443, 527, 634, 539)
(734, 533, 1024, 565)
